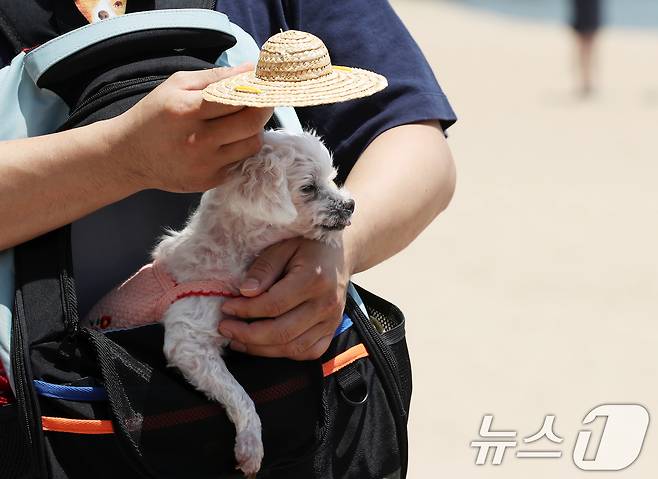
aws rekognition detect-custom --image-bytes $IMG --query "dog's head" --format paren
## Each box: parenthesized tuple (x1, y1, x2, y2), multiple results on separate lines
(223, 130, 354, 245)
(75, 0, 126, 23)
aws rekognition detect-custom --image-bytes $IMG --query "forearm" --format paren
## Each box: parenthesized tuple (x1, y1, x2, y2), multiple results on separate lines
(342, 121, 456, 274)
(0, 67, 271, 251)
(0, 119, 137, 249)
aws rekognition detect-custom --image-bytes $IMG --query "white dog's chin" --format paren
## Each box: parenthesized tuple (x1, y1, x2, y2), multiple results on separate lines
(308, 225, 346, 248)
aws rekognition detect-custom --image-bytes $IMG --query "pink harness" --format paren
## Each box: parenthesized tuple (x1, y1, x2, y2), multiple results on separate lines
(85, 261, 238, 331)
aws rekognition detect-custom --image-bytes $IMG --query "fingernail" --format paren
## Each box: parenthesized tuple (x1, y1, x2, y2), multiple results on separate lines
(230, 341, 246, 352)
(219, 326, 232, 339)
(221, 305, 235, 316)
(240, 278, 260, 292)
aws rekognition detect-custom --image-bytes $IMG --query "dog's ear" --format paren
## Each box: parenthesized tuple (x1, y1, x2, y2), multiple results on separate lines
(75, 0, 96, 22)
(226, 151, 298, 225)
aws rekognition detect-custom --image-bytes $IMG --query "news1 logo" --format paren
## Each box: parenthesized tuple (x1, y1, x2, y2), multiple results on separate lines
(471, 404, 649, 471)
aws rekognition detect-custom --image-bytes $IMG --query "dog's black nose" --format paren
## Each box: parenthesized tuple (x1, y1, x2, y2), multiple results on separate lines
(98, 10, 109, 19)
(343, 199, 355, 215)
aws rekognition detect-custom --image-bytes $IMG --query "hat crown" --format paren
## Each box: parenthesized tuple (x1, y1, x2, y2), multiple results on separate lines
(255, 30, 333, 82)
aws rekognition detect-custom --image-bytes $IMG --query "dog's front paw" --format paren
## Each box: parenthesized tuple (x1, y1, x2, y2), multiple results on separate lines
(235, 428, 264, 477)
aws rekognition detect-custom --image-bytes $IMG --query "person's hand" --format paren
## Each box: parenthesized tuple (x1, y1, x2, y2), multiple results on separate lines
(218, 237, 353, 360)
(110, 65, 273, 193)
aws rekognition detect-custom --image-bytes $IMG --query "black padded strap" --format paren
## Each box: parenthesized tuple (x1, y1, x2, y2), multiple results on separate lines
(128, 0, 217, 11)
(0, 0, 86, 52)
(157, 0, 216, 8)
(0, 1, 219, 55)
(0, 5, 26, 55)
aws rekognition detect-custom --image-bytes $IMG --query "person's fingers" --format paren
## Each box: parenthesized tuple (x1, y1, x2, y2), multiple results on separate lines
(228, 323, 335, 361)
(213, 133, 264, 168)
(220, 267, 310, 319)
(219, 300, 316, 347)
(197, 96, 247, 120)
(200, 134, 262, 190)
(202, 107, 274, 146)
(239, 239, 301, 298)
(195, 92, 245, 120)
(173, 64, 253, 90)
(169, 89, 242, 121)
(169, 65, 255, 120)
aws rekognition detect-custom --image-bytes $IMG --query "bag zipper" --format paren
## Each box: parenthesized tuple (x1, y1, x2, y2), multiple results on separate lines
(63, 75, 168, 128)
(58, 225, 81, 359)
(11, 290, 48, 478)
(347, 295, 405, 415)
(346, 294, 409, 476)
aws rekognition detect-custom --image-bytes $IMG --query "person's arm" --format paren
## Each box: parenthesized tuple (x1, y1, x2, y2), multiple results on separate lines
(218, 121, 455, 359)
(342, 121, 455, 273)
(0, 66, 272, 250)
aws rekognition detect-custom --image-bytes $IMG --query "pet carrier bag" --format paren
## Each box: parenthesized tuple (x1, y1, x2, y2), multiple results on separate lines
(0, 2, 413, 478)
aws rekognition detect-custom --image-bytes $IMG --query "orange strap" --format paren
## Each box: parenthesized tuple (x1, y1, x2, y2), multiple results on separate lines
(322, 343, 368, 377)
(42, 416, 114, 434)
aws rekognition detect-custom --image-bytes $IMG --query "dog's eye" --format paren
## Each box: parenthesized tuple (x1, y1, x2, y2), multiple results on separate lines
(300, 183, 317, 194)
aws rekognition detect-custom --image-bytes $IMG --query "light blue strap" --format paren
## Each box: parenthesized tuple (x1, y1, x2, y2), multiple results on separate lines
(33, 379, 108, 402)
(0, 53, 70, 139)
(24, 9, 233, 83)
(347, 282, 369, 318)
(217, 21, 303, 134)
(329, 283, 369, 338)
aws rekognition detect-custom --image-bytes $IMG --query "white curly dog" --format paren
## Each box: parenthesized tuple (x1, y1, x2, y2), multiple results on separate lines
(85, 129, 354, 476)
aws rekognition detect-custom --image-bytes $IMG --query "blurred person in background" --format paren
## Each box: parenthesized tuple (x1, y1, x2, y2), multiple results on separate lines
(571, 0, 603, 96)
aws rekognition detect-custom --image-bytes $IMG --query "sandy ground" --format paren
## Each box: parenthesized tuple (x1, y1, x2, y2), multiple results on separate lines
(354, 1, 658, 477)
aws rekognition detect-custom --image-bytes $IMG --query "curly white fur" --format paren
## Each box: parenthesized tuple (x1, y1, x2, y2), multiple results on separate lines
(152, 130, 354, 476)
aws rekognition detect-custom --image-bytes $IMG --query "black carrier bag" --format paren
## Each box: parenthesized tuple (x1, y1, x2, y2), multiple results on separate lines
(0, 2, 413, 478)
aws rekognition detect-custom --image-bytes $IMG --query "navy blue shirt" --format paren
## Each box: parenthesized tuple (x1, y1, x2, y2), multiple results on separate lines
(0, 1, 456, 315)
(217, 1, 456, 181)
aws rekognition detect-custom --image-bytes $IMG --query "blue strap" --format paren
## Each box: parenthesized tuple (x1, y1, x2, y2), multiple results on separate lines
(334, 313, 353, 337)
(33, 379, 108, 401)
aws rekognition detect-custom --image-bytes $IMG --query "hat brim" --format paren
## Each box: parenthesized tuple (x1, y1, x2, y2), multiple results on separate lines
(202, 67, 388, 108)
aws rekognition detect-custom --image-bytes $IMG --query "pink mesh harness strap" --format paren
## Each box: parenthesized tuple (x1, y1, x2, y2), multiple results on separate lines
(150, 261, 240, 318)
(85, 261, 238, 331)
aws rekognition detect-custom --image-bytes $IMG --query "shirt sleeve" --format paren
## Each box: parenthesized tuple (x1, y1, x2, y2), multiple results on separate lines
(288, 0, 457, 182)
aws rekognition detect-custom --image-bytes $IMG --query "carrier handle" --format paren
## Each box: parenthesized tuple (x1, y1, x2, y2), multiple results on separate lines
(23, 9, 235, 84)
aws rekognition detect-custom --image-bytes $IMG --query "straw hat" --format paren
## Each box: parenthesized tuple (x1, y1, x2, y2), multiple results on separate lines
(202, 30, 388, 107)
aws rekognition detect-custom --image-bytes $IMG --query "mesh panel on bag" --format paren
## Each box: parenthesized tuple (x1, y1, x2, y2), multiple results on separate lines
(369, 307, 400, 334)
(80, 325, 324, 477)
(389, 340, 412, 414)
(84, 328, 151, 451)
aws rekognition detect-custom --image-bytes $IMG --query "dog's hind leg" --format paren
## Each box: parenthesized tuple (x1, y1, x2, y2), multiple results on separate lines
(161, 296, 263, 477)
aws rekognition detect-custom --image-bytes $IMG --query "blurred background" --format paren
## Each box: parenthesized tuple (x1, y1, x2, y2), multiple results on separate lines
(355, 0, 658, 477)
